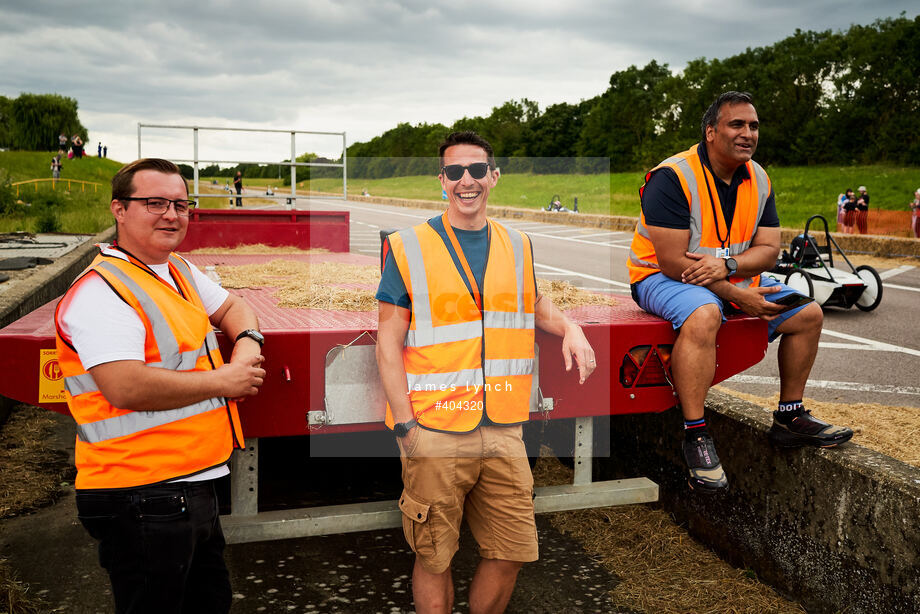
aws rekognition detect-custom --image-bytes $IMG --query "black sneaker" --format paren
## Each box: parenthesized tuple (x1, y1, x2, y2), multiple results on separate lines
(682, 433, 728, 494)
(768, 410, 854, 448)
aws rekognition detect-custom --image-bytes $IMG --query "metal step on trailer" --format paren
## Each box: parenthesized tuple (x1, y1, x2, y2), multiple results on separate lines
(222, 416, 659, 545)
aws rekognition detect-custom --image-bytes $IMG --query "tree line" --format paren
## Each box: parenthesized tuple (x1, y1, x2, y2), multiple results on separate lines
(0, 93, 89, 151)
(331, 15, 919, 179)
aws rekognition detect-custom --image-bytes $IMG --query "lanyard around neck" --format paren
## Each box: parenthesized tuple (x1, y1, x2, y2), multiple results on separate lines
(700, 163, 732, 249)
(440, 212, 486, 311)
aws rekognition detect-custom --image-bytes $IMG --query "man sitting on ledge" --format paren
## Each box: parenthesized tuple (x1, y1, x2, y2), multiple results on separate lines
(627, 91, 854, 494)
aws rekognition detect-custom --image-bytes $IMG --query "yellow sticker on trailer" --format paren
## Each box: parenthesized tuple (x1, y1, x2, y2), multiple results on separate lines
(39, 349, 67, 403)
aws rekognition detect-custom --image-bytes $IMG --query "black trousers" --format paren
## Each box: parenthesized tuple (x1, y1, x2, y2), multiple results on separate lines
(76, 480, 231, 614)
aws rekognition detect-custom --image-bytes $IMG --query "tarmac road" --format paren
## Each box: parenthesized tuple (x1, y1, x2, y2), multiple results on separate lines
(297, 195, 920, 410)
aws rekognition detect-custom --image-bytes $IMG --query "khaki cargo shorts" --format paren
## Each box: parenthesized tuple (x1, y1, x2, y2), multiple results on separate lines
(396, 424, 538, 574)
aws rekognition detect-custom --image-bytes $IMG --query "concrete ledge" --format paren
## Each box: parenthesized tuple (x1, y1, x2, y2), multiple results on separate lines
(0, 226, 115, 330)
(324, 192, 920, 259)
(598, 390, 920, 614)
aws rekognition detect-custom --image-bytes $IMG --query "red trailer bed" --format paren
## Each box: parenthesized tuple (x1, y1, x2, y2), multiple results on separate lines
(0, 210, 768, 542)
(0, 248, 767, 436)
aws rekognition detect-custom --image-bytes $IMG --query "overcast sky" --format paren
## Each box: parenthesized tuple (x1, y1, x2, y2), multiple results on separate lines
(1, 1, 915, 165)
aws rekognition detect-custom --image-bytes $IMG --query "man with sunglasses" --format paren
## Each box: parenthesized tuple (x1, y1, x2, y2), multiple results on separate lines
(628, 91, 852, 495)
(377, 131, 596, 614)
(54, 158, 266, 613)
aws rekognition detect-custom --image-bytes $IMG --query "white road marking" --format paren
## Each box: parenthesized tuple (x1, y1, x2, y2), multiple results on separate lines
(528, 230, 630, 249)
(724, 374, 920, 397)
(544, 227, 593, 235)
(821, 328, 920, 357)
(576, 231, 619, 239)
(878, 265, 915, 279)
(817, 342, 890, 351)
(534, 263, 630, 288)
(882, 281, 920, 293)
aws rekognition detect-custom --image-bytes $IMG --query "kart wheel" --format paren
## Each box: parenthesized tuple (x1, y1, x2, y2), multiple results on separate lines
(785, 270, 814, 299)
(855, 265, 883, 311)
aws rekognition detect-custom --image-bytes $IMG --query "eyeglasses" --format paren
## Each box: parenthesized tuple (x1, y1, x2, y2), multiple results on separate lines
(441, 163, 491, 181)
(119, 197, 197, 217)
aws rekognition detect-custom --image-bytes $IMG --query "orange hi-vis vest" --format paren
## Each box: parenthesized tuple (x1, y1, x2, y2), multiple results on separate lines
(385, 217, 537, 432)
(54, 249, 244, 490)
(628, 143, 772, 286)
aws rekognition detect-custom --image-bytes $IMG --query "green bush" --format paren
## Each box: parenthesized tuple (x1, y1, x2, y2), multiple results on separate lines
(0, 169, 15, 214)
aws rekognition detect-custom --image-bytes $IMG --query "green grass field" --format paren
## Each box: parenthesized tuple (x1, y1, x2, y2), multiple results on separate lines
(0, 151, 121, 234)
(1, 151, 917, 233)
(310, 164, 919, 230)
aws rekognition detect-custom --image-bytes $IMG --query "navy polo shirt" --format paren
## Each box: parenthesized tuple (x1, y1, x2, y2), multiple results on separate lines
(641, 141, 779, 231)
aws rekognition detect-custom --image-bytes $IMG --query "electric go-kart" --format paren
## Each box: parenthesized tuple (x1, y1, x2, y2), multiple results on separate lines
(763, 214, 883, 311)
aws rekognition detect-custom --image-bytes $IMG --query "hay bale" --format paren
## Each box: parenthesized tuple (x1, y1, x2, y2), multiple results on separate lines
(532, 449, 804, 613)
(537, 279, 617, 310)
(215, 260, 617, 312)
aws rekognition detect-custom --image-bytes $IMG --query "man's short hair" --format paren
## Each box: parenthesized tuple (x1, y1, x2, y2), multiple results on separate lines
(111, 158, 186, 200)
(700, 91, 755, 140)
(438, 131, 496, 169)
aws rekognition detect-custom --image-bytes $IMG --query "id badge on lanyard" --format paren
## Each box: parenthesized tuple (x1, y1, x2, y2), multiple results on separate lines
(715, 247, 730, 258)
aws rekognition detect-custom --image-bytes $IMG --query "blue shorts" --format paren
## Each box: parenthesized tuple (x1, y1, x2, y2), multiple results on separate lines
(632, 273, 808, 342)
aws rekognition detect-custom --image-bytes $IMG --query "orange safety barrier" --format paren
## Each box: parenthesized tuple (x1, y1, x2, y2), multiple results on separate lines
(865, 209, 913, 237)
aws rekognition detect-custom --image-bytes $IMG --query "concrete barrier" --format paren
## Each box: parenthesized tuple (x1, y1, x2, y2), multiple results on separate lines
(597, 390, 920, 614)
(334, 193, 920, 259)
(0, 226, 115, 330)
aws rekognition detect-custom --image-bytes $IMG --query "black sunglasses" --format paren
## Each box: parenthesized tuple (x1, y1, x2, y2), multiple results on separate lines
(441, 163, 491, 181)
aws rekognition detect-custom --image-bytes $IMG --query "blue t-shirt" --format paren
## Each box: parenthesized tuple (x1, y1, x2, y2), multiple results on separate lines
(376, 216, 537, 309)
(640, 141, 780, 230)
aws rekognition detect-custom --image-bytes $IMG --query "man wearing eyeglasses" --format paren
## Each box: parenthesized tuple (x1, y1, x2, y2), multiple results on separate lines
(54, 158, 266, 614)
(377, 131, 596, 614)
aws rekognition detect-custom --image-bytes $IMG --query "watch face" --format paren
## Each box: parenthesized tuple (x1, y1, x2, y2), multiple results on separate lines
(394, 423, 407, 437)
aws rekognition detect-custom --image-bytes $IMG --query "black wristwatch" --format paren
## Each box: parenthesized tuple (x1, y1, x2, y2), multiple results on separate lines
(234, 329, 265, 347)
(723, 257, 738, 277)
(393, 419, 418, 438)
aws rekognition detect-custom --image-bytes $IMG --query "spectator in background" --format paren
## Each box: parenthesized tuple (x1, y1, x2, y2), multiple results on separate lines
(72, 135, 84, 159)
(842, 190, 858, 234)
(103, 144, 108, 158)
(856, 185, 870, 234)
(836, 191, 848, 229)
(910, 188, 920, 238)
(51, 153, 63, 182)
(233, 171, 243, 207)
(58, 133, 68, 151)
(98, 142, 102, 157)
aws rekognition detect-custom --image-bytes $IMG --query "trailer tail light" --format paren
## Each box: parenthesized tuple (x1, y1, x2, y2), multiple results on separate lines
(619, 344, 674, 388)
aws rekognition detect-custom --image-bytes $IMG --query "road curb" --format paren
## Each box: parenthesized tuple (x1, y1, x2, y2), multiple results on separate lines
(0, 226, 115, 330)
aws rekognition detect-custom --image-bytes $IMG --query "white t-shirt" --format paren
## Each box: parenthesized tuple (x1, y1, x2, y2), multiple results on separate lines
(59, 246, 232, 482)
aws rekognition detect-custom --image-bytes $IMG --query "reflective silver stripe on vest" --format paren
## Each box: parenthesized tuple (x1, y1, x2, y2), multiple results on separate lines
(400, 228, 437, 347)
(485, 358, 534, 377)
(97, 261, 182, 366)
(168, 254, 200, 299)
(406, 368, 484, 391)
(75, 396, 225, 444)
(503, 222, 526, 315)
(148, 342, 210, 371)
(483, 311, 534, 330)
(405, 320, 481, 347)
(65, 372, 99, 395)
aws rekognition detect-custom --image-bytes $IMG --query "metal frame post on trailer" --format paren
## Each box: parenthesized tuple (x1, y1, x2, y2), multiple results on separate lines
(137, 123, 347, 207)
